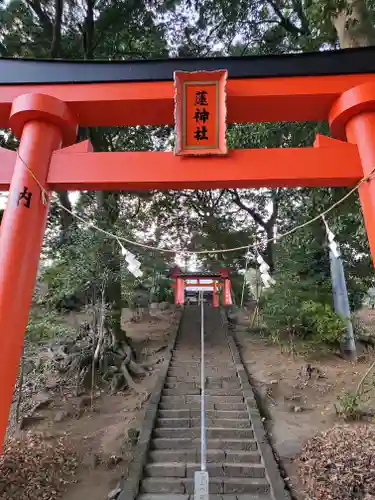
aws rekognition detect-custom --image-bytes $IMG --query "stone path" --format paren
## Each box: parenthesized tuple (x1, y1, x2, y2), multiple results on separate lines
(124, 306, 287, 500)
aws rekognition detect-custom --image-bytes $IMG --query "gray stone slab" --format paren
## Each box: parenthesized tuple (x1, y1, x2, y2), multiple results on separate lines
(153, 427, 254, 440)
(188, 418, 251, 429)
(137, 495, 189, 500)
(149, 450, 197, 463)
(225, 451, 260, 463)
(146, 462, 186, 478)
(140, 478, 185, 494)
(223, 463, 266, 478)
(223, 478, 270, 494)
(157, 418, 191, 428)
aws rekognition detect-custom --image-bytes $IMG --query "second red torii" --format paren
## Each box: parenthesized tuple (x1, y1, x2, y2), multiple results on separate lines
(171, 268, 233, 307)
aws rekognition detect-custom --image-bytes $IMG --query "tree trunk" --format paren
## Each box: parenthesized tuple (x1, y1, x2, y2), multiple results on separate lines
(84, 0, 95, 59)
(97, 191, 125, 343)
(332, 0, 375, 48)
(230, 189, 279, 272)
(83, 0, 123, 347)
(47, 0, 77, 238)
(57, 191, 75, 234)
(50, 0, 63, 58)
(265, 224, 275, 272)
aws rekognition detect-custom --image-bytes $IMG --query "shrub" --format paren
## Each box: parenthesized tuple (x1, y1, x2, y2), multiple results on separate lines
(261, 275, 343, 346)
(26, 308, 75, 343)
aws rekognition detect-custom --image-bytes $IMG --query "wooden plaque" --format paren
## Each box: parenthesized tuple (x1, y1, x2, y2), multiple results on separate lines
(174, 70, 228, 156)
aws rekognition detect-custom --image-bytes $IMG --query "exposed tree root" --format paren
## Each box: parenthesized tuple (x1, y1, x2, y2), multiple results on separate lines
(48, 327, 156, 395)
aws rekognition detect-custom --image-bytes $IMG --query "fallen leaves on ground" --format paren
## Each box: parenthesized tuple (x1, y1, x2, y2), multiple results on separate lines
(0, 433, 78, 499)
(297, 424, 375, 500)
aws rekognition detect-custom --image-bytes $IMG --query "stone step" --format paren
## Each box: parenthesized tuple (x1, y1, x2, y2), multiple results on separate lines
(153, 428, 254, 439)
(167, 372, 237, 379)
(164, 381, 241, 390)
(166, 376, 238, 384)
(160, 395, 243, 404)
(158, 409, 249, 420)
(172, 347, 229, 350)
(138, 495, 272, 500)
(168, 365, 236, 371)
(168, 366, 234, 369)
(170, 361, 233, 366)
(162, 388, 243, 396)
(159, 402, 246, 411)
(157, 418, 251, 429)
(137, 494, 272, 500)
(145, 462, 266, 478)
(171, 361, 232, 364)
(164, 382, 199, 390)
(151, 438, 258, 451)
(149, 450, 261, 464)
(140, 477, 269, 494)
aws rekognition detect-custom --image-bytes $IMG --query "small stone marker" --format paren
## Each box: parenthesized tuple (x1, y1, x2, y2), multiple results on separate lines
(194, 470, 209, 500)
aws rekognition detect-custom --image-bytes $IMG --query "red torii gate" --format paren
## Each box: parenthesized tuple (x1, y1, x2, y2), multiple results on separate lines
(171, 268, 232, 306)
(1, 47, 375, 449)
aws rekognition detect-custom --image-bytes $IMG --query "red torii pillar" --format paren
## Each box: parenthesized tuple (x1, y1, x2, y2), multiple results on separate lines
(176, 278, 185, 305)
(219, 269, 233, 306)
(213, 281, 219, 308)
(171, 267, 185, 305)
(330, 83, 375, 264)
(0, 94, 77, 451)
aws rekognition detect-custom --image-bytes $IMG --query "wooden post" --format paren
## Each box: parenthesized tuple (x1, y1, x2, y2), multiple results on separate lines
(330, 83, 375, 267)
(0, 94, 76, 451)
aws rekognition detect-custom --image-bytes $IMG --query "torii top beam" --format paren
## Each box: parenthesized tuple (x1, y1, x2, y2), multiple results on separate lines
(0, 47, 375, 127)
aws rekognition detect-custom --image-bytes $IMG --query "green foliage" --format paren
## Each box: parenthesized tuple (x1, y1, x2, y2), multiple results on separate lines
(300, 300, 344, 345)
(336, 391, 362, 420)
(26, 308, 75, 343)
(262, 287, 344, 347)
(153, 278, 174, 303)
(42, 229, 108, 310)
(262, 276, 343, 344)
(261, 233, 345, 347)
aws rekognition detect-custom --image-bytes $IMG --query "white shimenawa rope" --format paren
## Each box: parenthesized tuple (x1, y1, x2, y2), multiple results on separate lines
(16, 150, 375, 256)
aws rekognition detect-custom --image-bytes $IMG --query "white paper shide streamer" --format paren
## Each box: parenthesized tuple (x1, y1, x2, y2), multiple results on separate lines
(119, 243, 143, 278)
(322, 216, 340, 258)
(256, 254, 275, 289)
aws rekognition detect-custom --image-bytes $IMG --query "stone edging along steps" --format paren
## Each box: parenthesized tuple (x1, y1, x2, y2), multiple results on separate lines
(222, 311, 290, 500)
(118, 310, 183, 500)
(118, 306, 289, 500)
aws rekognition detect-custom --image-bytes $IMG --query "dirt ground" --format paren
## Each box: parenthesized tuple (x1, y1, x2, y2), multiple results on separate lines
(6, 308, 177, 500)
(235, 308, 375, 498)
(5, 306, 375, 499)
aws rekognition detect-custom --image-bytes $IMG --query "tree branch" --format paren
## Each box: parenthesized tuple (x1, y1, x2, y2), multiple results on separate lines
(269, 188, 282, 226)
(291, 0, 310, 34)
(266, 0, 304, 35)
(26, 0, 53, 36)
(229, 189, 268, 228)
(212, 189, 226, 209)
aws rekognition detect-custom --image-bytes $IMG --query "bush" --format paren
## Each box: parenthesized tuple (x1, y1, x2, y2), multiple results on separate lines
(336, 391, 362, 420)
(26, 308, 75, 343)
(300, 300, 344, 346)
(261, 275, 343, 346)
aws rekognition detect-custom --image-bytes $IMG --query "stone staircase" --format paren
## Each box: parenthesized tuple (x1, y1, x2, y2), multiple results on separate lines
(135, 306, 276, 500)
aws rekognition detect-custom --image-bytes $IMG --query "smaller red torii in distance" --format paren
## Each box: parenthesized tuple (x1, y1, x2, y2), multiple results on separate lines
(171, 267, 232, 307)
